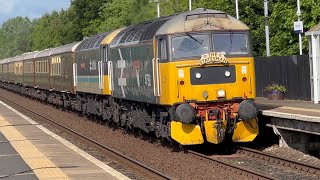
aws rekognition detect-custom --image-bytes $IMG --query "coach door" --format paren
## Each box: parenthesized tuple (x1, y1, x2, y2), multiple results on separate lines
(105, 45, 114, 94)
(99, 45, 109, 94)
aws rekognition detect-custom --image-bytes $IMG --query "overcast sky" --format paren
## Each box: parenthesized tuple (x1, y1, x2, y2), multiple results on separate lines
(0, 0, 71, 25)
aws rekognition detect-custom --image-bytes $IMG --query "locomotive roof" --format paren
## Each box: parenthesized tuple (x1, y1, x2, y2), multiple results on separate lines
(111, 8, 249, 47)
(76, 32, 111, 51)
(110, 15, 172, 46)
(156, 8, 249, 35)
(50, 41, 82, 56)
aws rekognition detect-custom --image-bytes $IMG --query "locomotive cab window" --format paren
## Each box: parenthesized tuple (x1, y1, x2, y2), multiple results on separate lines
(212, 32, 249, 55)
(171, 33, 209, 60)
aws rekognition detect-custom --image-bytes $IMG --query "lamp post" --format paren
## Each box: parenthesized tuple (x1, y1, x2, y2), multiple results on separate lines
(264, 0, 270, 57)
(235, 0, 239, 19)
(189, 0, 192, 11)
(150, 0, 160, 18)
(296, 0, 303, 55)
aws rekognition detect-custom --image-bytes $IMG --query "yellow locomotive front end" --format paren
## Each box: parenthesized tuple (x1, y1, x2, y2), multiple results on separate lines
(154, 9, 258, 145)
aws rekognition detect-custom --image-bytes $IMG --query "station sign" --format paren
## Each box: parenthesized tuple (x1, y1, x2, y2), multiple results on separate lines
(294, 21, 303, 34)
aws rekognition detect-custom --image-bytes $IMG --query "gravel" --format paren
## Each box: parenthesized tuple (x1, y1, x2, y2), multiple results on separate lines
(263, 145, 320, 166)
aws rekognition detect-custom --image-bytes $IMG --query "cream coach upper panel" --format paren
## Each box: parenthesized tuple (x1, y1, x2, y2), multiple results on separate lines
(6, 54, 24, 63)
(34, 49, 54, 59)
(22, 51, 41, 60)
(50, 41, 82, 56)
(156, 8, 249, 36)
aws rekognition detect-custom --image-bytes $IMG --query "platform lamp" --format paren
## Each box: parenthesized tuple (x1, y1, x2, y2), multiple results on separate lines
(150, 0, 160, 18)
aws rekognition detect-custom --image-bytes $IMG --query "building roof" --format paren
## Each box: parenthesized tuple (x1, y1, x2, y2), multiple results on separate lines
(306, 23, 320, 36)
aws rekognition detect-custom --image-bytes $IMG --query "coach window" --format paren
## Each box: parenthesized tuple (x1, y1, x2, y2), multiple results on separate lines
(157, 37, 167, 62)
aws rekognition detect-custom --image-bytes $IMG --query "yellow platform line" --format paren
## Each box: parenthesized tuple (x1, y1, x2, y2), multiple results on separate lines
(0, 116, 70, 180)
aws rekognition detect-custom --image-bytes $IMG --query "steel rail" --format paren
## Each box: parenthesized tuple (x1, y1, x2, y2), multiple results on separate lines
(0, 94, 172, 180)
(188, 150, 276, 180)
(238, 147, 320, 176)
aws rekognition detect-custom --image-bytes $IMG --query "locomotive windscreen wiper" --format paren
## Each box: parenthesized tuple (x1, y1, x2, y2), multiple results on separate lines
(186, 32, 203, 45)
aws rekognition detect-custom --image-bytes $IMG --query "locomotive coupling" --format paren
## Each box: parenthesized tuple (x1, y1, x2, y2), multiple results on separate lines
(175, 103, 196, 124)
(238, 100, 258, 121)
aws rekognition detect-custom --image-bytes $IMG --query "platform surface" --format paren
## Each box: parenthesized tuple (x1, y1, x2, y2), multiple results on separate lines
(0, 101, 130, 180)
(255, 97, 320, 123)
(0, 132, 38, 179)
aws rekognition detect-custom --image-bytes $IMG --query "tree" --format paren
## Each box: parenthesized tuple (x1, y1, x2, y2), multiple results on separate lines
(0, 17, 34, 59)
(96, 0, 135, 32)
(130, 0, 157, 24)
(69, 0, 109, 37)
(269, 0, 320, 56)
(31, 10, 78, 51)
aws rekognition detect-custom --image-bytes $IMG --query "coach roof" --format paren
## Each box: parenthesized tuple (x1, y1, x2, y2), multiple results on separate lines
(33, 49, 53, 59)
(50, 41, 82, 56)
(22, 51, 40, 60)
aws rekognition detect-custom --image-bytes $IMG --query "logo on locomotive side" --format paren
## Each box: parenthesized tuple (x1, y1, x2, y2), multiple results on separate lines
(199, 52, 228, 65)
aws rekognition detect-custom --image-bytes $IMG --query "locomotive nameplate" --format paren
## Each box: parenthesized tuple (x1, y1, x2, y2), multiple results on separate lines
(199, 52, 228, 65)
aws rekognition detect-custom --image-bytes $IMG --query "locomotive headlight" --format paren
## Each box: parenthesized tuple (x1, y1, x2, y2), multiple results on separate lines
(217, 89, 226, 98)
(195, 72, 202, 79)
(225, 70, 231, 77)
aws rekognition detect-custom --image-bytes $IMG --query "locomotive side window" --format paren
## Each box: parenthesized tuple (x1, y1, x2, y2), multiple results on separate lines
(171, 34, 209, 60)
(158, 38, 167, 61)
(212, 33, 249, 55)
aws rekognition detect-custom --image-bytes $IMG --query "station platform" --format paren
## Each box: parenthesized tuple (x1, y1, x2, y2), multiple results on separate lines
(0, 101, 130, 180)
(256, 97, 320, 122)
(255, 97, 320, 155)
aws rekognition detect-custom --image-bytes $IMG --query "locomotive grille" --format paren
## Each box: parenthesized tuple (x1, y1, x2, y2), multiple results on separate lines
(190, 66, 236, 85)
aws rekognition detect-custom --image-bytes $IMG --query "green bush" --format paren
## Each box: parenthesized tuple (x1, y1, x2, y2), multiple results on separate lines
(264, 83, 287, 93)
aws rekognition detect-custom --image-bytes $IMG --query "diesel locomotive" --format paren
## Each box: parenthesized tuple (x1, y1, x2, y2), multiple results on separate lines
(0, 8, 258, 145)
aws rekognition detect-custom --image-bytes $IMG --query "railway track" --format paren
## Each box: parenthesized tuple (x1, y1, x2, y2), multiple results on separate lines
(188, 150, 276, 180)
(0, 94, 172, 180)
(189, 147, 320, 179)
(237, 147, 320, 176)
(2, 88, 320, 179)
